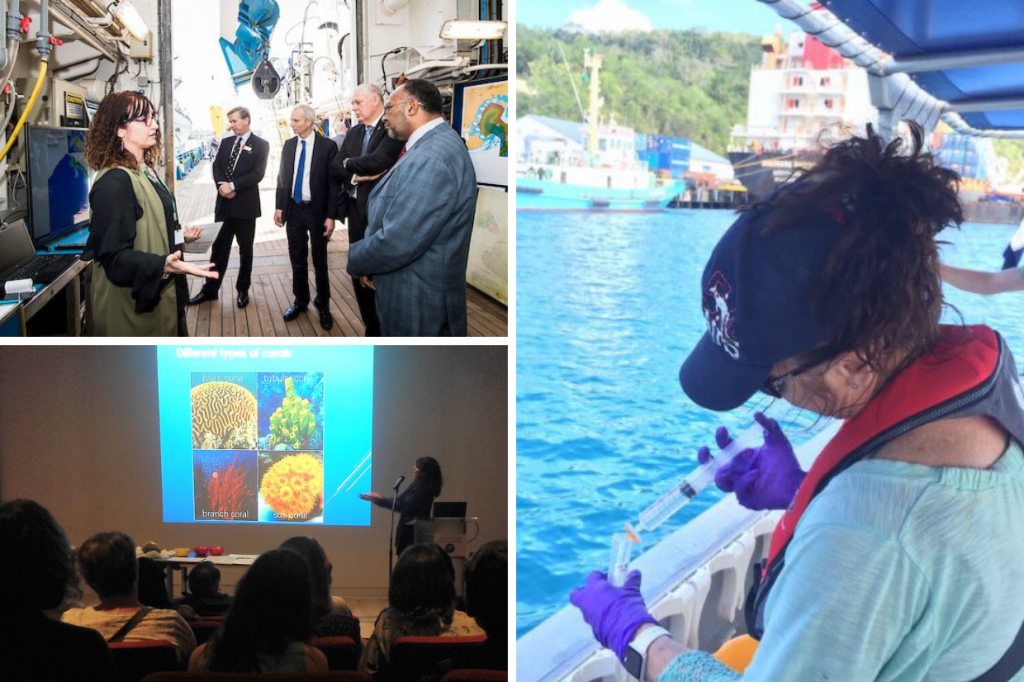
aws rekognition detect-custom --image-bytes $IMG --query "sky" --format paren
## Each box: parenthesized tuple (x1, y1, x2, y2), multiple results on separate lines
(517, 0, 789, 35)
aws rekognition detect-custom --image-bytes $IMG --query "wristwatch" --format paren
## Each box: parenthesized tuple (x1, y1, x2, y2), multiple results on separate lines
(624, 625, 671, 681)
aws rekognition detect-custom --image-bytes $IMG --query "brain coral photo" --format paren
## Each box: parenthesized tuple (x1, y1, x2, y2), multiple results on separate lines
(192, 382, 258, 449)
(260, 453, 324, 521)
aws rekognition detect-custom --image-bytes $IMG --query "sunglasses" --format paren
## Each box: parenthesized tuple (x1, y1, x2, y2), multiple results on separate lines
(761, 359, 819, 399)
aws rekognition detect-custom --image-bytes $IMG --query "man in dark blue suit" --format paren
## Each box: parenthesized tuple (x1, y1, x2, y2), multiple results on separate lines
(329, 83, 403, 336)
(274, 104, 338, 331)
(188, 106, 269, 309)
(346, 79, 478, 336)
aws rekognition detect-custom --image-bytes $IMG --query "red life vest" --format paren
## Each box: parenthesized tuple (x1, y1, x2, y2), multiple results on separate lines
(748, 325, 1018, 640)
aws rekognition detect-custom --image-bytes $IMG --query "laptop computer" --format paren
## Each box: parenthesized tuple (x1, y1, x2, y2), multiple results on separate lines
(432, 501, 467, 519)
(0, 220, 79, 292)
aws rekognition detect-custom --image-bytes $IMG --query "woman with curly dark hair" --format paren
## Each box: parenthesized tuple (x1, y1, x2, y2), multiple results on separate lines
(359, 543, 483, 680)
(360, 456, 444, 559)
(0, 500, 118, 681)
(85, 91, 217, 336)
(570, 125, 1024, 682)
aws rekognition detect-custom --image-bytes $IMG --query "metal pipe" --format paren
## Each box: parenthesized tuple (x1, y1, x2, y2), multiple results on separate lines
(945, 96, 1024, 114)
(880, 45, 1024, 76)
(158, 0, 174, 189)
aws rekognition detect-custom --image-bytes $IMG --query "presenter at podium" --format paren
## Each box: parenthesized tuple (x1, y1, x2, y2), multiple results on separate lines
(360, 457, 442, 558)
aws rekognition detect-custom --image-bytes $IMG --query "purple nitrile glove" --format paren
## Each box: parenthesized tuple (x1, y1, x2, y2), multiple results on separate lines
(569, 569, 658, 662)
(697, 412, 806, 511)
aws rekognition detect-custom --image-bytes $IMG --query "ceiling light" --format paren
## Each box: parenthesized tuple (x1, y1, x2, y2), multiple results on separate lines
(114, 0, 150, 41)
(439, 20, 507, 41)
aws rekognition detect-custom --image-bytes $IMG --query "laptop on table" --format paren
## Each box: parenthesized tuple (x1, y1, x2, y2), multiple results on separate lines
(0, 221, 79, 294)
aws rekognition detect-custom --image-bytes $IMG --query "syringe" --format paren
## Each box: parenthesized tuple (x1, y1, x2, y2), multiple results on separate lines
(609, 422, 765, 585)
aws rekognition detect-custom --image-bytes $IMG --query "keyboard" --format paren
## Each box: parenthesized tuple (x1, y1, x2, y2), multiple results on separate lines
(10, 255, 68, 281)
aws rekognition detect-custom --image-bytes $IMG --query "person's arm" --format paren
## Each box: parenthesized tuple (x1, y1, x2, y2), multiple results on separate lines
(940, 262, 1024, 295)
(324, 141, 338, 222)
(344, 134, 404, 176)
(276, 142, 291, 212)
(347, 157, 455, 276)
(211, 144, 227, 185)
(230, 138, 270, 193)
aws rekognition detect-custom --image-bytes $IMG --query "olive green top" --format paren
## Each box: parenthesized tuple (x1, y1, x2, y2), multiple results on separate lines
(88, 165, 177, 336)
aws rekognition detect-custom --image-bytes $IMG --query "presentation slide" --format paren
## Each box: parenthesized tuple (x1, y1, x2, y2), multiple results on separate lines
(157, 346, 373, 525)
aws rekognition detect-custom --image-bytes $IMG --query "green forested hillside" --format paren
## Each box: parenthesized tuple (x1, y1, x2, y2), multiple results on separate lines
(516, 26, 765, 154)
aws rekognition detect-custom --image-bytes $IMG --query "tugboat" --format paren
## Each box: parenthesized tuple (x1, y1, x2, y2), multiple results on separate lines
(516, 51, 683, 211)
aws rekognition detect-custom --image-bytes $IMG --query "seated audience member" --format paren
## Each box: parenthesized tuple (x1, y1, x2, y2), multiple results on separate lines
(189, 548, 328, 672)
(138, 557, 199, 621)
(176, 560, 232, 617)
(431, 539, 508, 678)
(359, 543, 484, 680)
(279, 536, 361, 649)
(62, 531, 196, 664)
(0, 500, 119, 682)
(462, 539, 507, 666)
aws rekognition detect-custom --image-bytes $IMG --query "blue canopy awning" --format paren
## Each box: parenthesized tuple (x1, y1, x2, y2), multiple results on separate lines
(820, 0, 1024, 131)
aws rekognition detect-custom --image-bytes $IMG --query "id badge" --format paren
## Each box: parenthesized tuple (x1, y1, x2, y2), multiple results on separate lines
(174, 229, 183, 245)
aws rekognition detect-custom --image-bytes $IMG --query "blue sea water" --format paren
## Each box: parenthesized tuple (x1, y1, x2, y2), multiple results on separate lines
(515, 209, 1024, 639)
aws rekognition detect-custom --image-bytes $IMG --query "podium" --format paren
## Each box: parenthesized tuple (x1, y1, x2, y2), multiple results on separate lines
(411, 516, 468, 596)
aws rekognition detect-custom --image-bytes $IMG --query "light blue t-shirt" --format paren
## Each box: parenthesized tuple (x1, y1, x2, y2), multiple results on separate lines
(660, 440, 1024, 682)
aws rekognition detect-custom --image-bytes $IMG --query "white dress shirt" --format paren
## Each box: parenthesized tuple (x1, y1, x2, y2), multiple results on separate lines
(292, 130, 315, 203)
(404, 117, 446, 152)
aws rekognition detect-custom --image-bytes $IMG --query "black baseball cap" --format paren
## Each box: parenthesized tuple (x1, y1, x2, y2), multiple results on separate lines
(679, 199, 847, 411)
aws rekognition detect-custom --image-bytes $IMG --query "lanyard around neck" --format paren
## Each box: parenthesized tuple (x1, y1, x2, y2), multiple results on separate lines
(140, 164, 178, 225)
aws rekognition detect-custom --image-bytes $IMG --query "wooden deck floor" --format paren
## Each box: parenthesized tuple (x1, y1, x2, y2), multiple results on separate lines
(175, 160, 508, 337)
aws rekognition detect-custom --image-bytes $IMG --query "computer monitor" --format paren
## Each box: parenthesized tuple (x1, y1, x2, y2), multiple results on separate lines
(24, 125, 91, 246)
(432, 502, 467, 519)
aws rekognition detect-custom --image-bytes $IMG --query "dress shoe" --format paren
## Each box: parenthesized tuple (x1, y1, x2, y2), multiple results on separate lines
(187, 291, 217, 306)
(236, 290, 249, 308)
(315, 303, 334, 331)
(283, 304, 307, 322)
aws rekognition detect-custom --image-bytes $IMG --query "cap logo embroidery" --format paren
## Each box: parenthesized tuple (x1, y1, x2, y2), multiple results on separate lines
(704, 271, 740, 359)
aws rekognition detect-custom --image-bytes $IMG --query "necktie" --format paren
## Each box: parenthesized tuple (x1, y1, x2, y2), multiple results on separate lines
(226, 136, 242, 181)
(292, 140, 306, 204)
(398, 145, 406, 159)
(362, 126, 373, 156)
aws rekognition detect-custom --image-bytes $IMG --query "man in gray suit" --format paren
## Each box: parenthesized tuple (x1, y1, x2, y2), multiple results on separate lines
(346, 79, 478, 337)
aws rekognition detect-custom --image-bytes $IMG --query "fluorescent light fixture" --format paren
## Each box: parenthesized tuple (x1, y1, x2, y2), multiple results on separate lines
(439, 20, 507, 41)
(114, 0, 150, 41)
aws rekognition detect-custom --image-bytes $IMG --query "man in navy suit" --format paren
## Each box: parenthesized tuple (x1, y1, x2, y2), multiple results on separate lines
(275, 104, 338, 331)
(188, 106, 269, 309)
(329, 83, 403, 336)
(346, 79, 478, 336)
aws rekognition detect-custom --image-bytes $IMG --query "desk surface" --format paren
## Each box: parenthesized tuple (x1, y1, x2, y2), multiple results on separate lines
(153, 554, 259, 566)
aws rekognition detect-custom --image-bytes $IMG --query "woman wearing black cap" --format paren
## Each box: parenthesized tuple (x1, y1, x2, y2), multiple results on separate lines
(360, 456, 443, 558)
(570, 125, 1024, 682)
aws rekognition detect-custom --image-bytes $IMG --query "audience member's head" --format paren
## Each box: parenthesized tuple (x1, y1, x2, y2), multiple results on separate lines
(76, 531, 138, 601)
(415, 456, 443, 498)
(464, 539, 507, 637)
(0, 499, 79, 612)
(188, 560, 222, 598)
(208, 548, 315, 672)
(137, 557, 173, 609)
(279, 535, 336, 619)
(389, 543, 455, 628)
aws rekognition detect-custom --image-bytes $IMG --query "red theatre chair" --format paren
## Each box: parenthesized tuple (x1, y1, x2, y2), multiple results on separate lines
(441, 671, 507, 682)
(141, 673, 374, 682)
(108, 640, 180, 682)
(388, 636, 488, 682)
(312, 636, 360, 671)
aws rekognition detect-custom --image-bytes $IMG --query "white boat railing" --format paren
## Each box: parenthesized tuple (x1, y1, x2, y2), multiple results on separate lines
(517, 421, 840, 682)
